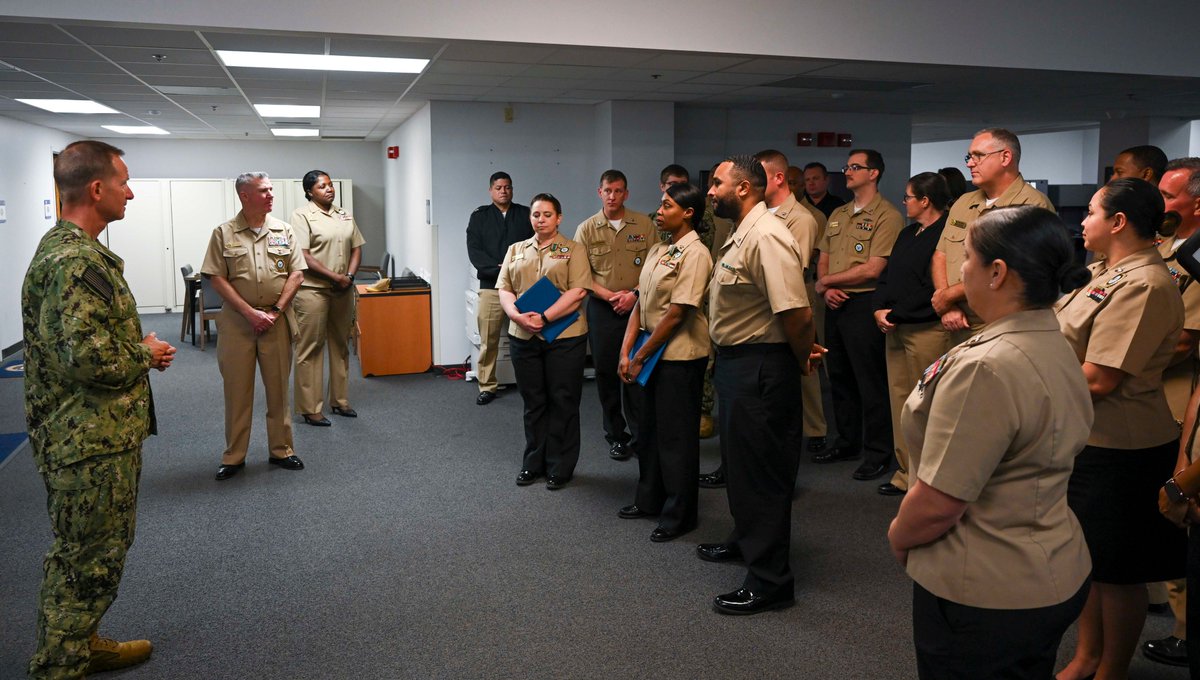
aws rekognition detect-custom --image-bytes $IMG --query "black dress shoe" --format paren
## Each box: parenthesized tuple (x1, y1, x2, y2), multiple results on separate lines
(698, 470, 726, 488)
(618, 504, 655, 519)
(331, 406, 358, 417)
(546, 476, 570, 490)
(475, 391, 496, 406)
(650, 526, 692, 542)
(609, 441, 631, 461)
(712, 588, 795, 616)
(302, 414, 331, 427)
(877, 482, 906, 496)
(812, 447, 858, 464)
(852, 461, 889, 480)
(268, 455, 304, 470)
(806, 436, 827, 452)
(1143, 635, 1188, 666)
(696, 543, 743, 563)
(516, 470, 542, 486)
(215, 463, 244, 481)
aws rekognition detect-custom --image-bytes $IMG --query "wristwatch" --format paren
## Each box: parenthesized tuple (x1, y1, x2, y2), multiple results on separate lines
(270, 304, 282, 314)
(1164, 477, 1187, 504)
(539, 312, 550, 325)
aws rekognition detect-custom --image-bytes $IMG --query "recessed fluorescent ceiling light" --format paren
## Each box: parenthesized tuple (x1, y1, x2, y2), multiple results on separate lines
(218, 50, 427, 74)
(254, 104, 320, 118)
(271, 128, 319, 137)
(102, 125, 169, 135)
(17, 98, 118, 114)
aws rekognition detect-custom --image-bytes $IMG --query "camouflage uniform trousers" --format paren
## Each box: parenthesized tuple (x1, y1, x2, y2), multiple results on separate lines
(29, 447, 141, 680)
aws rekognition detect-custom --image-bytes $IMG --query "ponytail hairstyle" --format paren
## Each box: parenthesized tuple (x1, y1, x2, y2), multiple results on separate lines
(970, 206, 1089, 307)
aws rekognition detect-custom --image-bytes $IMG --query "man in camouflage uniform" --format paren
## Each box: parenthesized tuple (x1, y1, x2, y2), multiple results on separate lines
(23, 140, 176, 679)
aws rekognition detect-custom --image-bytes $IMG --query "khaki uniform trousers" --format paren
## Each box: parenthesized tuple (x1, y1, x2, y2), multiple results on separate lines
(293, 286, 356, 414)
(217, 307, 295, 465)
(884, 321, 950, 490)
(475, 288, 506, 394)
(801, 277, 827, 437)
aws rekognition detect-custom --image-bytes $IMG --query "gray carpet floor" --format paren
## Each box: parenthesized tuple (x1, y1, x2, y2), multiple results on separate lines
(0, 313, 1187, 679)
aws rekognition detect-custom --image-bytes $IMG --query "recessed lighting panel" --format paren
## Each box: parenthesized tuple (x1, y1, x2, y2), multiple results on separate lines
(271, 128, 319, 137)
(218, 50, 428, 74)
(102, 125, 169, 135)
(254, 104, 321, 118)
(16, 99, 119, 114)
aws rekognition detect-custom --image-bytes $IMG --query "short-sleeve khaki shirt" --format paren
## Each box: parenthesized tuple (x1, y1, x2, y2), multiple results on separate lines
(637, 231, 713, 361)
(200, 212, 307, 308)
(938, 176, 1055, 321)
(903, 308, 1093, 609)
(772, 192, 820, 270)
(1157, 236, 1200, 420)
(496, 234, 593, 341)
(1055, 247, 1183, 449)
(574, 209, 655, 293)
(818, 193, 903, 293)
(290, 201, 365, 289)
(708, 202, 809, 346)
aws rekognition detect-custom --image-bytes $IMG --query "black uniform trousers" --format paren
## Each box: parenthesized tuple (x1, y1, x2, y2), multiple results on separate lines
(634, 357, 706, 532)
(508, 333, 587, 480)
(912, 579, 1089, 680)
(586, 299, 643, 451)
(1187, 525, 1200, 676)
(825, 292, 893, 467)
(714, 343, 802, 596)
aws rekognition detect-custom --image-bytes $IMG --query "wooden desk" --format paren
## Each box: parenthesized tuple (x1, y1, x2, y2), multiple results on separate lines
(356, 284, 432, 376)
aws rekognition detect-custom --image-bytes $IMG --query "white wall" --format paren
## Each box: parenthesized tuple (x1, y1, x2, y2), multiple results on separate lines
(100, 138, 385, 264)
(13, 1, 1200, 78)
(676, 108, 913, 202)
(0, 117, 77, 352)
(426, 101, 600, 364)
(912, 129, 1102, 186)
(382, 103, 432, 283)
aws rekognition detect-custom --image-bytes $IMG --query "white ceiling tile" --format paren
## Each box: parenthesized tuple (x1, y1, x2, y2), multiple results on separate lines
(427, 60, 528, 76)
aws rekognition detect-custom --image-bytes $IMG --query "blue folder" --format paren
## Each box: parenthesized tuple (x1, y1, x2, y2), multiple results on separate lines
(628, 330, 668, 387)
(515, 276, 579, 342)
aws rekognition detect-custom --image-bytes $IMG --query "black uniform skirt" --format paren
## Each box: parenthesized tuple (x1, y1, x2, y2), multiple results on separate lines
(1067, 441, 1186, 584)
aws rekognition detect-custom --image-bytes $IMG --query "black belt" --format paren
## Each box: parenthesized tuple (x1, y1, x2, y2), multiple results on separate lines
(715, 342, 789, 358)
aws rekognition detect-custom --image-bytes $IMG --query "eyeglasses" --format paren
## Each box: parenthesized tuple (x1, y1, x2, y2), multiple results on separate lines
(900, 195, 918, 203)
(842, 164, 875, 173)
(964, 149, 1004, 165)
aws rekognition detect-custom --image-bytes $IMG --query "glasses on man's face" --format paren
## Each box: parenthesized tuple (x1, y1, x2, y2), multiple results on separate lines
(964, 149, 1004, 165)
(842, 164, 873, 173)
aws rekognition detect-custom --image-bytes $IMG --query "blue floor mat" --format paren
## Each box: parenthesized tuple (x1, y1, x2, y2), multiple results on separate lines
(0, 431, 27, 467)
(0, 358, 22, 379)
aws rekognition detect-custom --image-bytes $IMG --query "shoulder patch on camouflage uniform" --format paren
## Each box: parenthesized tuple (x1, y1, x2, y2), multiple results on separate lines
(78, 265, 114, 303)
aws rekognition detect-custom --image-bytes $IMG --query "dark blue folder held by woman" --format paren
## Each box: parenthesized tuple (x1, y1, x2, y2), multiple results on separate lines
(515, 276, 579, 342)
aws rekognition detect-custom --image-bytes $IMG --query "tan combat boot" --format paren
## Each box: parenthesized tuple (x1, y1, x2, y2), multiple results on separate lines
(699, 414, 715, 439)
(87, 633, 153, 674)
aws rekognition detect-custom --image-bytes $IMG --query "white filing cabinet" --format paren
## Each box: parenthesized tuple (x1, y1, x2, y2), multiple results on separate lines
(465, 289, 516, 386)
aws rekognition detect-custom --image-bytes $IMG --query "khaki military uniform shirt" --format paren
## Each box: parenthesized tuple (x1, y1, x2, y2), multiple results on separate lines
(496, 234, 593, 341)
(772, 192, 820, 269)
(708, 213, 734, 263)
(819, 193, 903, 293)
(638, 231, 713, 361)
(709, 202, 809, 346)
(574, 209, 654, 293)
(200, 212, 307, 310)
(290, 201, 365, 289)
(1055, 247, 1183, 449)
(800, 197, 827, 250)
(1157, 236, 1200, 421)
(937, 176, 1055, 321)
(22, 221, 155, 472)
(903, 309, 1093, 609)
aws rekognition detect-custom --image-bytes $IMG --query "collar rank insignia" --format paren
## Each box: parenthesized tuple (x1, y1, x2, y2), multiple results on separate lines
(1086, 287, 1109, 303)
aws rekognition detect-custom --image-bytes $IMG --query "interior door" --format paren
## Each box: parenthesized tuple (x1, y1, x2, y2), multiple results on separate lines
(170, 180, 228, 308)
(108, 179, 170, 310)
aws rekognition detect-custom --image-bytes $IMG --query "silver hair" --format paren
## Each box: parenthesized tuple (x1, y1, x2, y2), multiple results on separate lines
(1166, 158, 1200, 198)
(235, 171, 270, 193)
(974, 127, 1022, 165)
